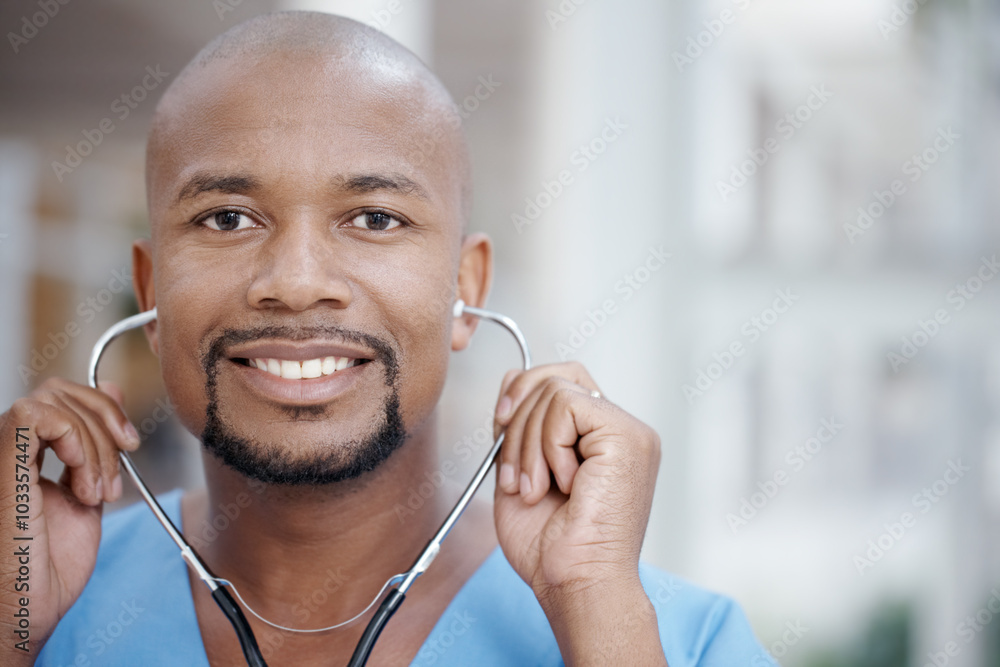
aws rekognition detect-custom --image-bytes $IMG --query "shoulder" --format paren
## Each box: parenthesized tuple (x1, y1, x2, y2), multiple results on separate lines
(102, 488, 182, 547)
(418, 548, 770, 667)
(637, 561, 772, 667)
(34, 489, 209, 667)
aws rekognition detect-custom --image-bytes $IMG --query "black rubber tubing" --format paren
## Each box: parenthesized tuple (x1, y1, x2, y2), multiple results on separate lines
(211, 585, 269, 667)
(347, 588, 407, 667)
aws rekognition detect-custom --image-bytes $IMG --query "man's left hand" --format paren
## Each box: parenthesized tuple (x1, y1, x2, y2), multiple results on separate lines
(492, 360, 661, 608)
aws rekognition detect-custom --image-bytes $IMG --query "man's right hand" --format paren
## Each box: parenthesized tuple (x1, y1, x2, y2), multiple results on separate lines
(0, 378, 140, 665)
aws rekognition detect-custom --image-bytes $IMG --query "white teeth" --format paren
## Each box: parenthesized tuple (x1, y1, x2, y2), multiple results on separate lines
(301, 358, 322, 379)
(249, 356, 362, 379)
(322, 356, 337, 375)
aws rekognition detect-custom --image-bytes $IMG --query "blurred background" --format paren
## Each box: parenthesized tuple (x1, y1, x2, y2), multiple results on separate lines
(2, 0, 999, 664)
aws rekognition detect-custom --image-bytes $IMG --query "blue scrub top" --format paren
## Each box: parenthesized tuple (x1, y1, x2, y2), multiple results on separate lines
(35, 489, 772, 666)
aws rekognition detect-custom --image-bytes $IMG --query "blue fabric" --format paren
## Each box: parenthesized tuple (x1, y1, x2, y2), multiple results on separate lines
(36, 489, 769, 666)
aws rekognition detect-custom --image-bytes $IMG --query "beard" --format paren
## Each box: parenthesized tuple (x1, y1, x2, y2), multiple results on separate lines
(198, 324, 408, 485)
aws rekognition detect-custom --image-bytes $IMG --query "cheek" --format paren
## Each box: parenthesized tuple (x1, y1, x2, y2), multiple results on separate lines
(154, 257, 247, 437)
(373, 256, 455, 426)
(157, 318, 211, 437)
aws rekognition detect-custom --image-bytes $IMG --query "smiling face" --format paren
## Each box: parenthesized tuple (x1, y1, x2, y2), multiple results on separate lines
(135, 16, 485, 485)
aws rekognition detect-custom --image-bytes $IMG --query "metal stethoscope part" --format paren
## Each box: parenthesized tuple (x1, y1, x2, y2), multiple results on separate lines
(87, 299, 531, 666)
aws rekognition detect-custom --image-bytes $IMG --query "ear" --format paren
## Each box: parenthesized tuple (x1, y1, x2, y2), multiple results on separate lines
(451, 232, 492, 352)
(132, 238, 160, 356)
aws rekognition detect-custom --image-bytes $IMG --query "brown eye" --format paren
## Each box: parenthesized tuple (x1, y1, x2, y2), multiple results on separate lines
(204, 210, 253, 231)
(350, 211, 402, 231)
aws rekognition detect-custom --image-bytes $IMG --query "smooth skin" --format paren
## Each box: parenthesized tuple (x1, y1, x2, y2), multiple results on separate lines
(0, 13, 666, 667)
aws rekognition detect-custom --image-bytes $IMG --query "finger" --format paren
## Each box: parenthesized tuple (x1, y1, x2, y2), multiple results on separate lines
(518, 383, 553, 503)
(494, 368, 522, 440)
(19, 396, 99, 505)
(539, 386, 593, 495)
(549, 390, 660, 492)
(499, 380, 549, 498)
(59, 393, 123, 503)
(9, 398, 85, 470)
(52, 377, 139, 452)
(495, 361, 600, 430)
(522, 381, 592, 503)
(97, 380, 124, 406)
(46, 393, 105, 506)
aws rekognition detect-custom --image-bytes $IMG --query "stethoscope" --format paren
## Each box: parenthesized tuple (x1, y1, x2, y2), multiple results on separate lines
(87, 298, 531, 667)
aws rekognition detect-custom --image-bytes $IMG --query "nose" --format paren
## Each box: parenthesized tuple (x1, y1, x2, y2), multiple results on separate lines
(246, 219, 352, 311)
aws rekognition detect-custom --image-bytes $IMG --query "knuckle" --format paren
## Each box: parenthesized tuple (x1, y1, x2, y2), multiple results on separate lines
(505, 367, 525, 384)
(550, 384, 577, 406)
(101, 454, 121, 475)
(9, 398, 36, 422)
(39, 376, 68, 393)
(638, 425, 661, 457)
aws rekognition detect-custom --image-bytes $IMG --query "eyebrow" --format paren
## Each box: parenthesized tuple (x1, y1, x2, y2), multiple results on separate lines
(333, 173, 430, 201)
(175, 171, 430, 204)
(176, 173, 259, 203)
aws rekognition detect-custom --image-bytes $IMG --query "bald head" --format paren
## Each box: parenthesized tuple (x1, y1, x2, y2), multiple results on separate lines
(146, 10, 472, 233)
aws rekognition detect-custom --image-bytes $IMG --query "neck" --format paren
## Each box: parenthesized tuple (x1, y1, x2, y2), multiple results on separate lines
(191, 413, 448, 629)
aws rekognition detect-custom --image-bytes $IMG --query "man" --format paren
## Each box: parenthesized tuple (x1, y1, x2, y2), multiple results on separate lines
(1, 11, 769, 666)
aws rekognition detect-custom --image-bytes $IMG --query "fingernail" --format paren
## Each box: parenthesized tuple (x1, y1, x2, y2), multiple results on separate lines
(497, 395, 512, 421)
(499, 463, 516, 492)
(124, 422, 140, 446)
(111, 474, 122, 500)
(519, 472, 532, 497)
(95, 478, 104, 503)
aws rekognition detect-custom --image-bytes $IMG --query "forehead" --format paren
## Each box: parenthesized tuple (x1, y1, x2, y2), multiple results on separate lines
(148, 52, 459, 210)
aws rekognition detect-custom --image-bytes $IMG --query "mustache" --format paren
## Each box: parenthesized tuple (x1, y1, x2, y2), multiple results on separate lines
(201, 324, 399, 390)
